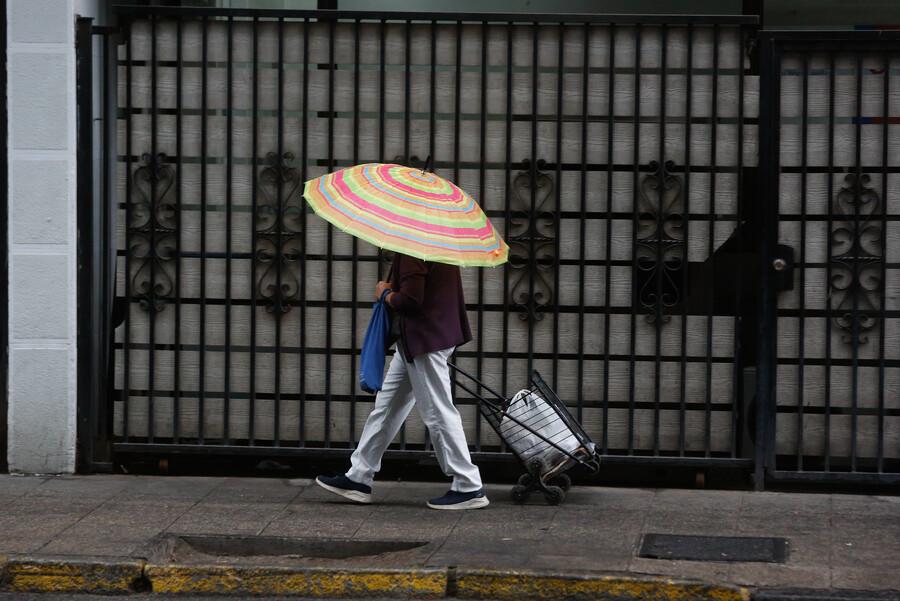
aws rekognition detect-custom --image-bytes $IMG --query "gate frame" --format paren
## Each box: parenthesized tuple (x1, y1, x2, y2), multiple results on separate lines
(1, 0, 8, 473)
(757, 30, 900, 488)
(76, 19, 120, 473)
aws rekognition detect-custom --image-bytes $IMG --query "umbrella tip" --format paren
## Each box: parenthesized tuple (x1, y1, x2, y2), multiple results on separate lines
(422, 154, 434, 174)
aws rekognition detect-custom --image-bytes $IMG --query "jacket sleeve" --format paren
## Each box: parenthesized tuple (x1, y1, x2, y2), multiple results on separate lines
(389, 256, 427, 315)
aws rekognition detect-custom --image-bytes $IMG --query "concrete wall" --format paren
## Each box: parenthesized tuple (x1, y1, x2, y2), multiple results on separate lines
(6, 0, 103, 473)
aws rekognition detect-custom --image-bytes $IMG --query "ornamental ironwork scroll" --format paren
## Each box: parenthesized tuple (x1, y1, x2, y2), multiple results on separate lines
(255, 152, 303, 314)
(830, 173, 884, 345)
(508, 159, 557, 322)
(635, 160, 686, 324)
(130, 152, 177, 312)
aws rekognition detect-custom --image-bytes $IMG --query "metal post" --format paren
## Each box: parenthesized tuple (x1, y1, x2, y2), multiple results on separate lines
(75, 17, 96, 472)
(0, 0, 8, 473)
(755, 33, 779, 490)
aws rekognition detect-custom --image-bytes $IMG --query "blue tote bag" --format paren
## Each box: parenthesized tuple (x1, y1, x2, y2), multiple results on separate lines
(359, 291, 391, 393)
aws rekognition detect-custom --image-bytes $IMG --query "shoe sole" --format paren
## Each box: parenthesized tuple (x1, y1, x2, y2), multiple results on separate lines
(427, 496, 490, 510)
(315, 477, 372, 504)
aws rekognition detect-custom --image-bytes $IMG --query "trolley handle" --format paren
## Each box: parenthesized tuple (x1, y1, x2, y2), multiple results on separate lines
(448, 362, 507, 405)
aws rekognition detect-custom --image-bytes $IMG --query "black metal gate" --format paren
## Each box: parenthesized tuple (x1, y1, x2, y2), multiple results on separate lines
(74, 7, 898, 488)
(758, 32, 900, 486)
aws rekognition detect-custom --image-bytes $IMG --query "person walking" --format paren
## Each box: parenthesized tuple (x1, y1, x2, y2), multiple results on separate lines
(316, 252, 489, 510)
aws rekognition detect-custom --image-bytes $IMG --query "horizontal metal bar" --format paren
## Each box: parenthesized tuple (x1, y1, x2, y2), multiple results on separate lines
(768, 470, 900, 484)
(114, 443, 753, 469)
(598, 456, 754, 468)
(114, 442, 515, 463)
(113, 5, 758, 25)
(761, 30, 900, 44)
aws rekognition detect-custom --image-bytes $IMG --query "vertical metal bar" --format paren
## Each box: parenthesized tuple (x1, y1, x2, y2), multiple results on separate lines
(123, 21, 133, 443)
(756, 35, 781, 489)
(577, 22, 589, 424)
(372, 16, 386, 443)
(553, 22, 563, 388)
(75, 17, 95, 468)
(653, 24, 667, 456)
(452, 20, 464, 448)
(824, 51, 835, 471)
(404, 19, 411, 164)
(400, 17, 412, 449)
(274, 17, 284, 447)
(0, 0, 7, 472)
(679, 24, 693, 457)
(850, 52, 863, 472)
(705, 24, 720, 457)
(199, 16, 208, 444)
(628, 23, 641, 456)
(528, 22, 538, 378)
(430, 20, 436, 161)
(250, 16, 259, 447)
(373, 15, 386, 446)
(300, 17, 310, 446)
(379, 19, 386, 162)
(100, 29, 114, 462)
(731, 25, 745, 459)
(603, 23, 615, 455)
(476, 20, 488, 451)
(502, 21, 513, 404)
(454, 22, 462, 184)
(350, 18, 361, 447)
(224, 16, 234, 446)
(797, 52, 809, 470)
(877, 51, 889, 473)
(174, 18, 183, 445)
(148, 15, 158, 444)
(325, 16, 335, 447)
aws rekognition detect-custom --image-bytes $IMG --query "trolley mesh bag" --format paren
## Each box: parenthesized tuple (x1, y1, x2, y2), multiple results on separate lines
(499, 388, 581, 467)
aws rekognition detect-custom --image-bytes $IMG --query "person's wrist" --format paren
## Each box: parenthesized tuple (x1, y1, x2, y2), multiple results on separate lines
(380, 289, 391, 303)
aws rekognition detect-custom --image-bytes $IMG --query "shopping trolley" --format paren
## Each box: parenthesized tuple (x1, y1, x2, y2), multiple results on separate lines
(449, 363, 600, 505)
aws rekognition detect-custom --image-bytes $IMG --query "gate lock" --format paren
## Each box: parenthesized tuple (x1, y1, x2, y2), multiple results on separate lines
(772, 244, 795, 291)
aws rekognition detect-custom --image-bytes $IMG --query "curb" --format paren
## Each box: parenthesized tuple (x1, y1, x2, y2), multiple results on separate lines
(145, 565, 447, 598)
(2, 557, 145, 595)
(454, 568, 751, 601)
(0, 556, 751, 601)
(755, 590, 900, 601)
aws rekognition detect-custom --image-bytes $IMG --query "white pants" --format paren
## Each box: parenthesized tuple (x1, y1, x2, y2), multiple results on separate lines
(346, 344, 483, 493)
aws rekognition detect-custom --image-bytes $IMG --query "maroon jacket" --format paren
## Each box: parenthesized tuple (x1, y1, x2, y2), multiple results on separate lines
(389, 253, 473, 361)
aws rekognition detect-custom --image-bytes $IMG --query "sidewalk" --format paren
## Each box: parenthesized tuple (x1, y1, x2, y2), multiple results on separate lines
(0, 473, 898, 599)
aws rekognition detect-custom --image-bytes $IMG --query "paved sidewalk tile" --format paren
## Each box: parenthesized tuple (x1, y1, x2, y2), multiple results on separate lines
(1, 474, 898, 596)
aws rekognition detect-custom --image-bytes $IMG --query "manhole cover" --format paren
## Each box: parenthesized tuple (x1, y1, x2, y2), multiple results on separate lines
(638, 534, 789, 563)
(137, 535, 431, 568)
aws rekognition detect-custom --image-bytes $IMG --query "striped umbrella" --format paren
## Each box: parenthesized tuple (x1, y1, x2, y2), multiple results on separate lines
(302, 162, 508, 267)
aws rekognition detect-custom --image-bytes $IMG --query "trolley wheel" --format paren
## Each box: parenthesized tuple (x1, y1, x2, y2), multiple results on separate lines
(517, 473, 534, 487)
(527, 457, 549, 477)
(543, 485, 566, 506)
(510, 484, 530, 504)
(548, 473, 571, 492)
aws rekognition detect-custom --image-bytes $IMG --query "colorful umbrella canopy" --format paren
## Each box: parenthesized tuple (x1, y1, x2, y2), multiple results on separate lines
(302, 162, 508, 267)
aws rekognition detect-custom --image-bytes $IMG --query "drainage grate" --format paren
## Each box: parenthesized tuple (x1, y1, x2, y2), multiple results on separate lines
(638, 534, 789, 563)
(179, 535, 427, 559)
(137, 534, 431, 568)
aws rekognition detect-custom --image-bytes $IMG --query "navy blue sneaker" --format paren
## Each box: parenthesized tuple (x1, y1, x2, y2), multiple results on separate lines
(427, 488, 489, 510)
(315, 474, 372, 504)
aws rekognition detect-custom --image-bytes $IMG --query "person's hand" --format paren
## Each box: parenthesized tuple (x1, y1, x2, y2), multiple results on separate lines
(375, 280, 391, 302)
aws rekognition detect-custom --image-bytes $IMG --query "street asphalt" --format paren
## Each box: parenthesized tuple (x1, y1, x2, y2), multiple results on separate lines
(0, 473, 897, 600)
